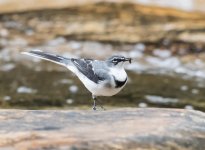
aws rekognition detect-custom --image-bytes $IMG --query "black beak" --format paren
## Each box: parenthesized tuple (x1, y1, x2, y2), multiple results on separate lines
(125, 58, 132, 63)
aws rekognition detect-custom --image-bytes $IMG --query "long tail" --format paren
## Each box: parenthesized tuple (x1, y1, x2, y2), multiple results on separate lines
(22, 50, 70, 66)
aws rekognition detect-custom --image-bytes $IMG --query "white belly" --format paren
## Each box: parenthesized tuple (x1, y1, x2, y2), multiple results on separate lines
(78, 74, 126, 96)
(66, 65, 127, 96)
(90, 83, 125, 96)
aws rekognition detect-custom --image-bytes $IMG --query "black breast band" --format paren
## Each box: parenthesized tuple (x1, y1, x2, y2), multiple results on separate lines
(113, 76, 127, 88)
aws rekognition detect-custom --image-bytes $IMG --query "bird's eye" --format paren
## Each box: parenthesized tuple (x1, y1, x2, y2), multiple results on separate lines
(112, 58, 117, 63)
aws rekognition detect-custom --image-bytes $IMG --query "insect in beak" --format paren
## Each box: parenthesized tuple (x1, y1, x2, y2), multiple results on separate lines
(125, 58, 132, 63)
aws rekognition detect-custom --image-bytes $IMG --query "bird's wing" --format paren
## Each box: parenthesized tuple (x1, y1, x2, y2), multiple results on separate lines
(71, 58, 109, 83)
(23, 50, 110, 84)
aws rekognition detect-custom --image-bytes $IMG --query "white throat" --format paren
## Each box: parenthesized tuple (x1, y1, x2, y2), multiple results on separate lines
(109, 67, 127, 81)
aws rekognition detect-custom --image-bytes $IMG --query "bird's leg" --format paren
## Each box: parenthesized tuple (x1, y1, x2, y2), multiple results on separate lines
(92, 95, 105, 111)
(92, 95, 97, 111)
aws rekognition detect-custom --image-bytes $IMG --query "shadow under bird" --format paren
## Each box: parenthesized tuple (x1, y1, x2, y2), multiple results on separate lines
(22, 50, 131, 110)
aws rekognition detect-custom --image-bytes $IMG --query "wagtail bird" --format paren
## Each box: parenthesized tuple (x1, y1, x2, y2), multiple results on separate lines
(22, 50, 131, 110)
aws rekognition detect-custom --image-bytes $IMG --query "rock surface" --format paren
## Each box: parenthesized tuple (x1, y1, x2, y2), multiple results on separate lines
(0, 108, 205, 150)
(0, 0, 204, 13)
(1, 3, 205, 45)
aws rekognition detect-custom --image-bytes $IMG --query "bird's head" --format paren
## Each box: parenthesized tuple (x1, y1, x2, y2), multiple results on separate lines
(106, 55, 132, 68)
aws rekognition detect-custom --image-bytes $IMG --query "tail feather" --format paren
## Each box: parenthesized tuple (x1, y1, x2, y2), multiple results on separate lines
(22, 50, 70, 66)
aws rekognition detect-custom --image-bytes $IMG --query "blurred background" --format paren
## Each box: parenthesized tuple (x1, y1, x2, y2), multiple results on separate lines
(0, 0, 205, 111)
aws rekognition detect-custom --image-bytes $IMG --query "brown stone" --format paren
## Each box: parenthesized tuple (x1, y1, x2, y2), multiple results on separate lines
(0, 108, 205, 150)
(1, 3, 205, 45)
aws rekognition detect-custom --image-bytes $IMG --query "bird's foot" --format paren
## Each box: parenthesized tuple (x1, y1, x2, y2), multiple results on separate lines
(92, 103, 106, 111)
(92, 95, 106, 111)
(92, 105, 105, 111)
(95, 99, 106, 111)
(92, 106, 97, 111)
(98, 104, 106, 111)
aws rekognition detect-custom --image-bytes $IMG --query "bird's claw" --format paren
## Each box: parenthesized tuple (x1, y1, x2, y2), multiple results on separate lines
(92, 106, 97, 111)
(92, 96, 106, 111)
(92, 105, 105, 111)
(99, 105, 106, 111)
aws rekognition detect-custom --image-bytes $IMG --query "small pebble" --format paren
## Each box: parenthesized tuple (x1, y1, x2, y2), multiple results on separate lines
(184, 105, 194, 110)
(0, 29, 9, 37)
(134, 43, 145, 52)
(0, 63, 15, 72)
(25, 29, 34, 36)
(17, 86, 37, 94)
(128, 50, 143, 58)
(66, 99, 74, 104)
(180, 85, 188, 91)
(138, 102, 147, 108)
(47, 37, 66, 46)
(191, 89, 199, 94)
(70, 41, 81, 49)
(69, 85, 78, 93)
(153, 49, 171, 58)
(59, 79, 73, 84)
(3, 96, 11, 101)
